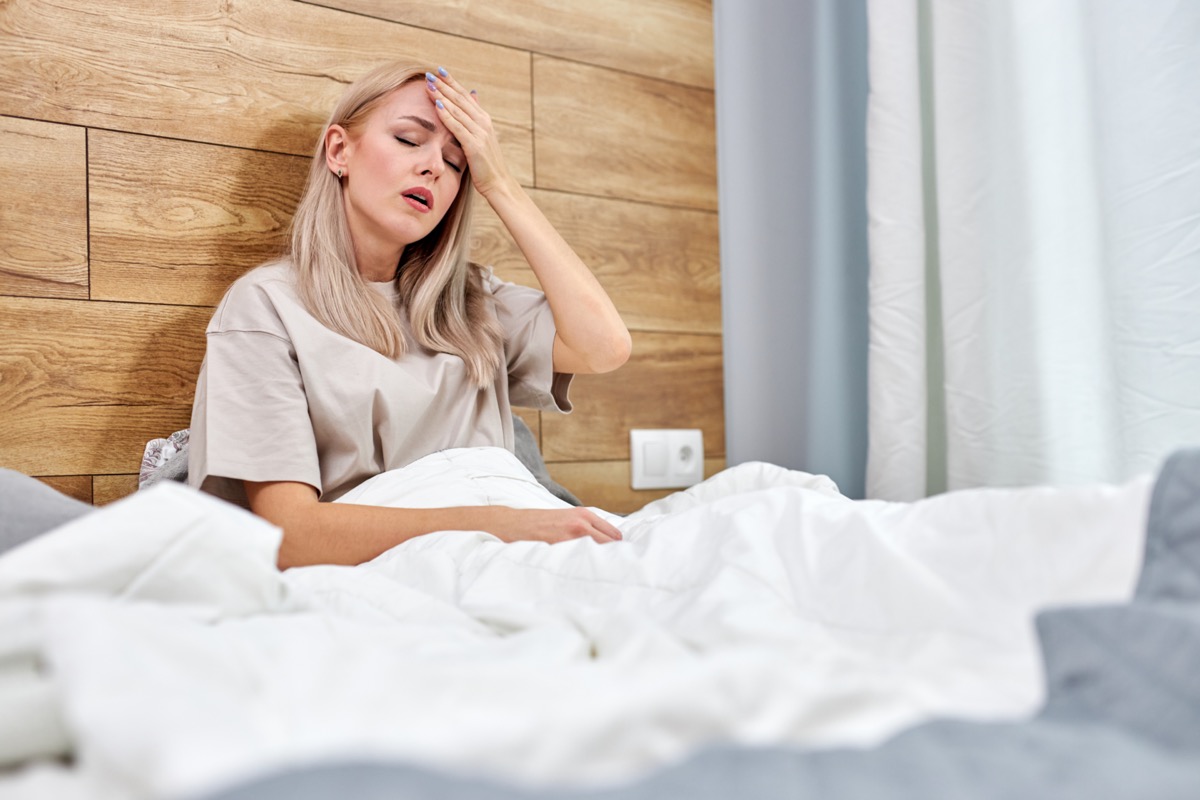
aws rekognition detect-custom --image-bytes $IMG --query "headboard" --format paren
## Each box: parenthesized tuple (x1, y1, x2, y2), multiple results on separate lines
(0, 0, 723, 514)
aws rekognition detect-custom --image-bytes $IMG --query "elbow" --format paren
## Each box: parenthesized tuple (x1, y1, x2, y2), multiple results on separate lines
(592, 327, 632, 374)
(612, 327, 634, 370)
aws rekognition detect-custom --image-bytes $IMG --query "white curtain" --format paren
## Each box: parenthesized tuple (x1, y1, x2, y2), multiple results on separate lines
(866, 0, 1200, 500)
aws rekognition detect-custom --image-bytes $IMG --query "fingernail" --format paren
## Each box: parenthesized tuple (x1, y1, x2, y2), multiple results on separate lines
(425, 71, 436, 82)
(436, 99, 444, 109)
(437, 66, 448, 77)
(427, 80, 437, 92)
(470, 89, 477, 96)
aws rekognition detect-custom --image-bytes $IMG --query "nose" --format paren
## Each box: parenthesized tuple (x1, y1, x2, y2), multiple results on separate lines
(417, 147, 445, 178)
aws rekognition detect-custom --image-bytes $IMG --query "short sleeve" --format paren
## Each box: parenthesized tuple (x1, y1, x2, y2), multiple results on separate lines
(188, 288, 322, 508)
(485, 270, 574, 413)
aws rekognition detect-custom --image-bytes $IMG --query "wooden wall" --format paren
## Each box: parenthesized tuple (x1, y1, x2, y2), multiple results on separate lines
(0, 0, 723, 513)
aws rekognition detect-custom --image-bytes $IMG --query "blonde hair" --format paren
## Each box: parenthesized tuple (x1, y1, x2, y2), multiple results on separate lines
(288, 61, 504, 387)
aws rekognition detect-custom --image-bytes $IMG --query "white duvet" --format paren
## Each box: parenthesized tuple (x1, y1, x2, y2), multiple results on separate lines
(0, 448, 1152, 799)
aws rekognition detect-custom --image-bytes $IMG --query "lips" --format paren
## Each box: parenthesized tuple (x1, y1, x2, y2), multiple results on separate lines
(402, 186, 434, 213)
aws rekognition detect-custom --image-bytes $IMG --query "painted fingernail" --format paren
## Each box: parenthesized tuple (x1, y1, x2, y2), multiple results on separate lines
(470, 89, 477, 96)
(427, 80, 437, 92)
(436, 99, 444, 109)
(425, 71, 436, 82)
(437, 66, 448, 77)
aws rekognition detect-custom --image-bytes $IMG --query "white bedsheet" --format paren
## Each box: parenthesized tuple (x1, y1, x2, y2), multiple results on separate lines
(0, 448, 1151, 799)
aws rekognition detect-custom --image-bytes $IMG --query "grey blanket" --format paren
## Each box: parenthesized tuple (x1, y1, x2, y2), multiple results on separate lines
(201, 448, 1200, 800)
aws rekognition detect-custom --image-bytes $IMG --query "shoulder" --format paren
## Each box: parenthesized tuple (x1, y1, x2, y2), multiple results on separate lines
(223, 261, 296, 301)
(474, 263, 502, 296)
(474, 263, 544, 306)
(208, 261, 301, 336)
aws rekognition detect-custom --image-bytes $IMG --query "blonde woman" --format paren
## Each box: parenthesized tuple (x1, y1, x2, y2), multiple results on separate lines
(189, 62, 631, 567)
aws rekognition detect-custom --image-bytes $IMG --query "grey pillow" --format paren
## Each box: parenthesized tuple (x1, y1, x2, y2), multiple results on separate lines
(511, 415, 581, 506)
(0, 469, 93, 555)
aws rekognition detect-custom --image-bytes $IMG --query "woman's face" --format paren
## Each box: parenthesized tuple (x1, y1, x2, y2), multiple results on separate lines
(335, 81, 466, 256)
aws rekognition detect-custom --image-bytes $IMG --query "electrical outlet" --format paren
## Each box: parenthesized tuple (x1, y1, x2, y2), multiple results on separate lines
(630, 429, 704, 490)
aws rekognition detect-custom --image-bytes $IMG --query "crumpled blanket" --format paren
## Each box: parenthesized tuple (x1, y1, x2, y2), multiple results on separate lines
(0, 448, 1151, 800)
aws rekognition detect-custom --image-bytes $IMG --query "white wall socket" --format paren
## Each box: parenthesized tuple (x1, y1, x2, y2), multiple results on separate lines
(630, 429, 704, 490)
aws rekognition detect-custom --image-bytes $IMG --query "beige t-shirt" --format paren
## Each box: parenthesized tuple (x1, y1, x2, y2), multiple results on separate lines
(188, 261, 572, 507)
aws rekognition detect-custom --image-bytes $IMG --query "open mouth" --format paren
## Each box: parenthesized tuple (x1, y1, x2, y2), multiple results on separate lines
(402, 188, 433, 211)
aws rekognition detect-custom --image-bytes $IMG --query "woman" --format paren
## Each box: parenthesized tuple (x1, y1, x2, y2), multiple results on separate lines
(189, 61, 631, 567)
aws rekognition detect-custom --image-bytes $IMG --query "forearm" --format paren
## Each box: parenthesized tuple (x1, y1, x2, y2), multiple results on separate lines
(246, 480, 623, 568)
(274, 501, 504, 569)
(485, 179, 631, 373)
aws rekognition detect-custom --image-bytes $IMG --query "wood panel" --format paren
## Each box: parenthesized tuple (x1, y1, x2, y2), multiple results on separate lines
(472, 189, 721, 334)
(89, 131, 308, 306)
(0, 116, 87, 299)
(0, 297, 210, 476)
(533, 56, 717, 211)
(541, 331, 724, 463)
(0, 0, 724, 505)
(305, 0, 715, 90)
(0, 0, 532, 156)
(36, 475, 92, 504)
(93, 475, 139, 505)
(548, 457, 725, 515)
(93, 133, 534, 308)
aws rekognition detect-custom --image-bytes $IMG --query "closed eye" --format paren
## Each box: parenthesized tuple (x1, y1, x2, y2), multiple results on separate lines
(445, 158, 463, 174)
(395, 136, 416, 147)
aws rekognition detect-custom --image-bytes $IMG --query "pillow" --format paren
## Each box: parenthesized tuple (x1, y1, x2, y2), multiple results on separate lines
(511, 415, 581, 506)
(0, 469, 93, 555)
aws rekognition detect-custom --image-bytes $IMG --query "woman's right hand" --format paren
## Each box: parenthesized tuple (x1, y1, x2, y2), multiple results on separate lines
(485, 506, 623, 544)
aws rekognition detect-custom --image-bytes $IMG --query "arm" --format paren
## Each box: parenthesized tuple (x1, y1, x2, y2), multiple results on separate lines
(246, 480, 623, 569)
(429, 69, 632, 375)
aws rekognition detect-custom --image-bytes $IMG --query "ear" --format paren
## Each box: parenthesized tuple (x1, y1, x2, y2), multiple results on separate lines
(324, 124, 350, 177)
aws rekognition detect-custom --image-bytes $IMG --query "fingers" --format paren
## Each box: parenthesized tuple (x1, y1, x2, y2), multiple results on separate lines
(494, 507, 623, 546)
(591, 514, 624, 542)
(568, 509, 623, 544)
(426, 68, 483, 126)
(429, 66, 472, 104)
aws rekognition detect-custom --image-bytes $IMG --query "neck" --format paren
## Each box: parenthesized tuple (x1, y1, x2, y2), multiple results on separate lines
(351, 235, 403, 283)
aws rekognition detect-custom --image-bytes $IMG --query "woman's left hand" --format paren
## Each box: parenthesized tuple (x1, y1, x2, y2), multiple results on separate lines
(428, 67, 631, 376)
(427, 67, 514, 200)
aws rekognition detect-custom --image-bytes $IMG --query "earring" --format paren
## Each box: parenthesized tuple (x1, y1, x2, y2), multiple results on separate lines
(336, 168, 344, 179)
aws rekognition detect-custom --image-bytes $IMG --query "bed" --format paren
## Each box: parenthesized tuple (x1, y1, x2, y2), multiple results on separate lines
(1, 444, 1198, 799)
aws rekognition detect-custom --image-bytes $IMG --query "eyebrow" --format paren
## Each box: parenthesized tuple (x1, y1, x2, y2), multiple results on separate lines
(396, 115, 462, 151)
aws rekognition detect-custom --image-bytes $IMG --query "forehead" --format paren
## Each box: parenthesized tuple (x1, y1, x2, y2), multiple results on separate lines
(371, 81, 441, 128)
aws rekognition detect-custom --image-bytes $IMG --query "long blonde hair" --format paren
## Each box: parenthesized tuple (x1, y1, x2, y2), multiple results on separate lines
(288, 61, 504, 387)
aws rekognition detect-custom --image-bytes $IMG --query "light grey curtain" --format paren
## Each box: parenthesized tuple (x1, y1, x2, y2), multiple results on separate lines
(713, 0, 870, 497)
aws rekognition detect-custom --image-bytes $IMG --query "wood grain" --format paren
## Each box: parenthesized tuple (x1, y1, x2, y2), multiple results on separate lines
(92, 131, 534, 307)
(0, 297, 210, 476)
(540, 331, 724, 463)
(0, 0, 724, 503)
(93, 474, 139, 505)
(533, 56, 717, 211)
(36, 475, 92, 504)
(547, 458, 725, 515)
(0, 116, 87, 299)
(304, 0, 715, 90)
(0, 0, 532, 155)
(89, 131, 308, 306)
(472, 188, 721, 334)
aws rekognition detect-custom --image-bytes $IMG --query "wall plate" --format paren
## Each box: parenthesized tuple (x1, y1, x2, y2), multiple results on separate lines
(630, 429, 704, 490)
